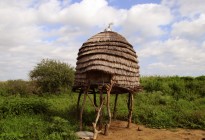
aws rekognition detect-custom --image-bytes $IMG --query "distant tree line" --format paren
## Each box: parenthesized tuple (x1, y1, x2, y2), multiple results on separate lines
(0, 59, 205, 97)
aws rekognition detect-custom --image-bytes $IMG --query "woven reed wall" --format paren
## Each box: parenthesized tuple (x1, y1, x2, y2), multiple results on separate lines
(74, 31, 140, 92)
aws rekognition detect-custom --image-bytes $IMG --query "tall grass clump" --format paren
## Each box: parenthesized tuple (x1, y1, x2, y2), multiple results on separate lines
(0, 97, 50, 118)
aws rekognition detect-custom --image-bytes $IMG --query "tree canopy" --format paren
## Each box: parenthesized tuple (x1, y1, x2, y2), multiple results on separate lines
(29, 59, 75, 93)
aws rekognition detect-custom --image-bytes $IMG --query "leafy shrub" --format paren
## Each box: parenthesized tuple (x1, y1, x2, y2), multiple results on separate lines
(29, 59, 75, 94)
(0, 115, 47, 140)
(46, 116, 77, 140)
(133, 90, 205, 129)
(7, 80, 29, 96)
(0, 94, 78, 140)
(0, 82, 8, 96)
(195, 75, 205, 80)
(141, 76, 163, 92)
(0, 115, 77, 140)
(0, 97, 50, 117)
(0, 80, 37, 96)
(198, 84, 205, 97)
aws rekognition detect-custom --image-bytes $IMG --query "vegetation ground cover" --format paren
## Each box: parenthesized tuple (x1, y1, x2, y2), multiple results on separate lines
(0, 76, 205, 140)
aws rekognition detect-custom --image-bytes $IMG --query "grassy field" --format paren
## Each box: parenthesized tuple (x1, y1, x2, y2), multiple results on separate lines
(0, 76, 205, 140)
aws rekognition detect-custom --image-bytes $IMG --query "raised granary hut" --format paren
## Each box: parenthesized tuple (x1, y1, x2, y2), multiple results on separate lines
(73, 27, 141, 139)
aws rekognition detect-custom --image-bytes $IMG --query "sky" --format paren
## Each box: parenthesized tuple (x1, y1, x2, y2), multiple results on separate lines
(0, 0, 205, 81)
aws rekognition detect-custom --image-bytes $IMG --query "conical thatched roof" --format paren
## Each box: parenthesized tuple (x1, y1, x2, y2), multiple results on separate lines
(74, 31, 140, 93)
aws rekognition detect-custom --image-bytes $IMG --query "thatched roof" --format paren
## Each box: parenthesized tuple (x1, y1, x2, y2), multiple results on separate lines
(74, 31, 140, 93)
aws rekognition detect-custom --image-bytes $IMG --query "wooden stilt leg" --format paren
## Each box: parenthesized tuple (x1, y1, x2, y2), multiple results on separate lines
(127, 92, 133, 128)
(92, 97, 105, 139)
(105, 90, 111, 135)
(104, 83, 113, 136)
(113, 93, 118, 119)
(77, 91, 82, 111)
(79, 87, 89, 131)
(93, 89, 98, 107)
(107, 90, 111, 124)
(77, 91, 82, 120)
(99, 87, 103, 130)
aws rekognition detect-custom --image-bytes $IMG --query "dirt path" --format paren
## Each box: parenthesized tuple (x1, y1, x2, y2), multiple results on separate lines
(97, 121, 205, 140)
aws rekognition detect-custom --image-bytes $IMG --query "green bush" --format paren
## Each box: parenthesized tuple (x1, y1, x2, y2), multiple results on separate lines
(46, 116, 77, 140)
(0, 80, 37, 96)
(7, 80, 36, 96)
(0, 115, 77, 140)
(133, 90, 205, 129)
(141, 76, 205, 100)
(30, 59, 75, 94)
(0, 94, 78, 140)
(0, 82, 8, 96)
(0, 97, 50, 117)
(0, 115, 47, 140)
(195, 75, 205, 80)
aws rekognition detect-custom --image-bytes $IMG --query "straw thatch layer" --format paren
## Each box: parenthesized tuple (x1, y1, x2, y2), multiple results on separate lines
(74, 31, 140, 93)
(77, 54, 139, 68)
(79, 42, 136, 56)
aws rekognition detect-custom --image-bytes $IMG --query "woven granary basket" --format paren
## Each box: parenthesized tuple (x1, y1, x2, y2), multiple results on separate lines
(74, 31, 140, 93)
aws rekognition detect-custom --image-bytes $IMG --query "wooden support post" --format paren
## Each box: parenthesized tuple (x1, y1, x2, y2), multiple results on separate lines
(87, 94, 98, 111)
(127, 92, 133, 128)
(77, 91, 82, 120)
(79, 86, 89, 131)
(107, 89, 112, 125)
(104, 82, 113, 136)
(77, 91, 82, 112)
(104, 124, 109, 136)
(98, 86, 103, 130)
(113, 93, 118, 119)
(92, 97, 105, 140)
(93, 89, 98, 107)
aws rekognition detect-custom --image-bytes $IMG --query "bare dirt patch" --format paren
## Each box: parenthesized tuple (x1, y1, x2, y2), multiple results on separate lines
(97, 121, 205, 140)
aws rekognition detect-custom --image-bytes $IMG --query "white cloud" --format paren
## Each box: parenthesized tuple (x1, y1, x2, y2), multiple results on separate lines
(0, 0, 204, 80)
(122, 4, 173, 42)
(162, 0, 205, 17)
(177, 0, 205, 17)
(139, 38, 205, 76)
(59, 0, 126, 28)
(171, 14, 205, 40)
(148, 62, 176, 69)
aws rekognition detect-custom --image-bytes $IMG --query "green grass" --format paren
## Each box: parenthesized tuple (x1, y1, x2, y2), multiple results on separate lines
(0, 94, 77, 140)
(0, 76, 205, 139)
(133, 92, 205, 129)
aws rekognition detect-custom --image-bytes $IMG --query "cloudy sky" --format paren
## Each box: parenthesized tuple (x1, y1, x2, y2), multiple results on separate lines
(0, 0, 205, 81)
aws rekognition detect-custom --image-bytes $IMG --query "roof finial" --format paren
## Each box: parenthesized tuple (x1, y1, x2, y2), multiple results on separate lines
(104, 22, 113, 31)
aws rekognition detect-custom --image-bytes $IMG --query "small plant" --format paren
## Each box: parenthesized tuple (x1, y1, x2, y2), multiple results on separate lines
(46, 116, 77, 140)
